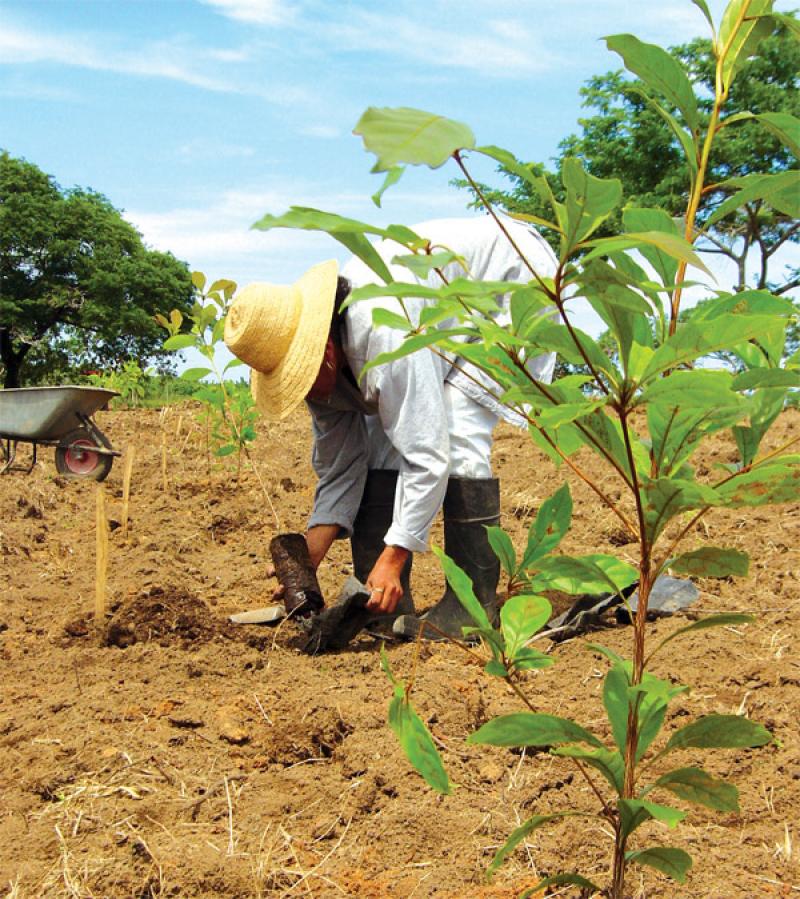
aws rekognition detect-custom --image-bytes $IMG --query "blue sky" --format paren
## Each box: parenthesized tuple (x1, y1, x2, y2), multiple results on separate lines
(0, 0, 792, 343)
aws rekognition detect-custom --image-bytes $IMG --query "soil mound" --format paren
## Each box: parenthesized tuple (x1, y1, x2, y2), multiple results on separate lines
(105, 586, 249, 648)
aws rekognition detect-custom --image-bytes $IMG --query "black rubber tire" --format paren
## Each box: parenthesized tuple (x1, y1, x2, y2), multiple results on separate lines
(55, 428, 113, 481)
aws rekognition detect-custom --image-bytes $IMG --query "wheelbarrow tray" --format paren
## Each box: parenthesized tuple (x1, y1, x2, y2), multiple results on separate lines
(0, 386, 119, 442)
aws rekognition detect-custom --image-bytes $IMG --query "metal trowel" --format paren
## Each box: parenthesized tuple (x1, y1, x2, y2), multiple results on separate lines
(228, 604, 287, 625)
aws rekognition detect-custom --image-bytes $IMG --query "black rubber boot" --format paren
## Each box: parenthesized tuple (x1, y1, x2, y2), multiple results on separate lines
(305, 470, 414, 652)
(393, 478, 500, 641)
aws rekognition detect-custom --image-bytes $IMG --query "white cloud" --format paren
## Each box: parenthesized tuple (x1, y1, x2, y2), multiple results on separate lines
(299, 124, 342, 139)
(0, 21, 316, 107)
(330, 11, 556, 76)
(127, 180, 471, 285)
(201, 0, 295, 26)
(176, 139, 257, 160)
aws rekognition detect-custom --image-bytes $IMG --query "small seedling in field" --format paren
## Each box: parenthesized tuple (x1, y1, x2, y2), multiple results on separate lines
(158, 273, 280, 524)
(258, 0, 799, 894)
(156, 273, 256, 477)
(88, 360, 151, 409)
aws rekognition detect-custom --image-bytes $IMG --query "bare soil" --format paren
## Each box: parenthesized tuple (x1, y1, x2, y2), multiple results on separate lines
(1, 404, 798, 898)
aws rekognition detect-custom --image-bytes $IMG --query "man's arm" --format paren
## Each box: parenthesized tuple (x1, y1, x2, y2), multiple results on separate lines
(305, 524, 341, 569)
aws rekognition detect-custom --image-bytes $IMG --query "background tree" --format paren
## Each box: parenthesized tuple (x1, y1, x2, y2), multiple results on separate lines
(464, 18, 799, 301)
(0, 151, 194, 388)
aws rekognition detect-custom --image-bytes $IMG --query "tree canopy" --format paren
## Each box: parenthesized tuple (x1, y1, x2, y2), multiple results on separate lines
(0, 151, 194, 387)
(464, 19, 799, 300)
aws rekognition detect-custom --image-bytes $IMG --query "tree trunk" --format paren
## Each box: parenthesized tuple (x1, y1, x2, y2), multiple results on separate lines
(0, 329, 28, 388)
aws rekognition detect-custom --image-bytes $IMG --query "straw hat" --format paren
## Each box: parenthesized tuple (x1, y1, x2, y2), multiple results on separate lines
(224, 259, 339, 420)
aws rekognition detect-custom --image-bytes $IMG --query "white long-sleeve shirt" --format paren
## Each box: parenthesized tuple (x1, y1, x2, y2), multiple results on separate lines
(306, 215, 558, 553)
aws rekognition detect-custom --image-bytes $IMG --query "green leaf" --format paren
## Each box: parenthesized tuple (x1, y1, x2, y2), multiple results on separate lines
(626, 846, 692, 883)
(553, 744, 624, 793)
(511, 646, 555, 671)
(622, 208, 680, 289)
(648, 404, 743, 478)
(371, 307, 412, 331)
(371, 165, 404, 207)
(719, 0, 774, 91)
(519, 873, 603, 897)
(754, 112, 800, 159)
(619, 799, 686, 839)
(530, 554, 638, 597)
(641, 316, 779, 380)
(180, 367, 212, 381)
(631, 89, 699, 184)
(501, 594, 552, 659)
(774, 12, 800, 40)
(583, 231, 711, 277)
(669, 547, 749, 578)
(468, 713, 602, 749)
(526, 321, 620, 384)
(223, 357, 245, 373)
(486, 526, 516, 576)
(475, 146, 561, 230)
(732, 369, 800, 391)
(382, 649, 451, 795)
(604, 665, 632, 756)
(433, 546, 492, 631)
(214, 444, 237, 457)
(252, 206, 421, 284)
(191, 271, 206, 292)
(562, 157, 623, 247)
(487, 813, 589, 879)
(640, 369, 741, 409)
(391, 250, 463, 279)
(208, 278, 236, 296)
(705, 171, 800, 228)
(665, 714, 771, 752)
(537, 401, 607, 429)
(484, 659, 508, 678)
(691, 0, 715, 33)
(732, 388, 787, 466)
(649, 613, 754, 663)
(716, 460, 800, 507)
(361, 329, 470, 373)
(521, 483, 573, 570)
(353, 106, 475, 172)
(605, 34, 699, 133)
(687, 289, 796, 322)
(163, 334, 196, 351)
(641, 477, 721, 541)
(653, 767, 739, 812)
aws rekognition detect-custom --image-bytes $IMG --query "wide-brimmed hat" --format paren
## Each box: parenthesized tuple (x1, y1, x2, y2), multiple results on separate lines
(223, 260, 339, 420)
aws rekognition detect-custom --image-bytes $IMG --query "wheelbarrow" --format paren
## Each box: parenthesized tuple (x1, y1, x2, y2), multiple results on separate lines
(0, 386, 121, 481)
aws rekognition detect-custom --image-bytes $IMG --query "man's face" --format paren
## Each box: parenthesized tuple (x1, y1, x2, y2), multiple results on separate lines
(306, 337, 342, 401)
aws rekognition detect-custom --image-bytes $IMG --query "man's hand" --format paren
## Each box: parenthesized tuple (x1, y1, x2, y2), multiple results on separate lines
(366, 545, 410, 615)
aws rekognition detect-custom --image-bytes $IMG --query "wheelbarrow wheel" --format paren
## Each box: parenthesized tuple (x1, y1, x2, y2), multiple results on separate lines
(55, 428, 113, 482)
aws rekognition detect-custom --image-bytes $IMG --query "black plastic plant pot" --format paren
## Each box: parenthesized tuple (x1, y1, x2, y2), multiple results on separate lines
(269, 533, 324, 617)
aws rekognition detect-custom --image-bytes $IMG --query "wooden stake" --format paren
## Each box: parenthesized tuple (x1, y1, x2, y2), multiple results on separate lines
(121, 446, 135, 539)
(175, 414, 183, 439)
(161, 428, 169, 493)
(95, 484, 109, 630)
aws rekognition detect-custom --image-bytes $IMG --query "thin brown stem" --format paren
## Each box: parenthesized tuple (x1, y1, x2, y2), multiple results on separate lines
(454, 152, 612, 397)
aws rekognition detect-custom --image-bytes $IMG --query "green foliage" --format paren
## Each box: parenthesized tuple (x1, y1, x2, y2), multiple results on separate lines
(87, 360, 151, 409)
(0, 151, 193, 389)
(458, 15, 800, 303)
(157, 273, 256, 474)
(258, 2, 796, 895)
(381, 648, 451, 795)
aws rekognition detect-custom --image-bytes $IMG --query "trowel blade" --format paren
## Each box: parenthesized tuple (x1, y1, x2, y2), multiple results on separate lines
(336, 575, 371, 607)
(229, 604, 287, 625)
